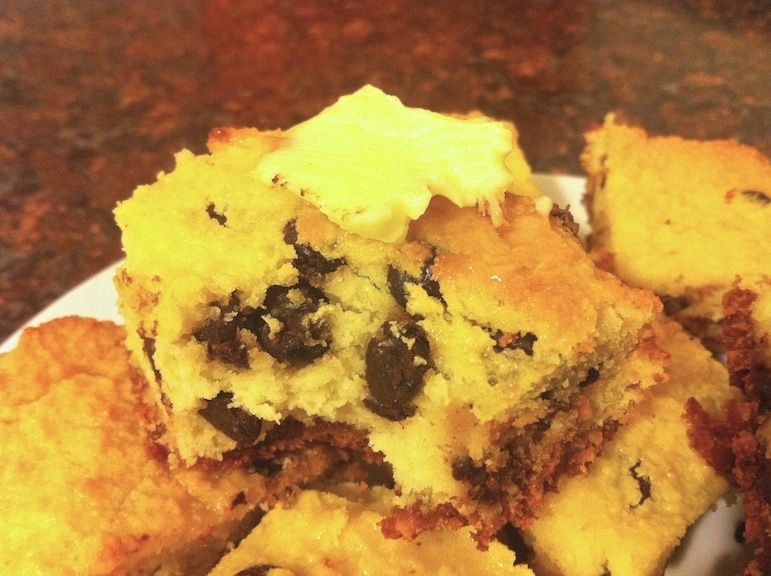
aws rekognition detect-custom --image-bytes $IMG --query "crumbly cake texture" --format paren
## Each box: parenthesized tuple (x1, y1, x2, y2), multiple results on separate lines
(0, 317, 342, 576)
(523, 316, 739, 576)
(582, 114, 771, 346)
(114, 120, 664, 543)
(207, 486, 535, 576)
(686, 283, 771, 576)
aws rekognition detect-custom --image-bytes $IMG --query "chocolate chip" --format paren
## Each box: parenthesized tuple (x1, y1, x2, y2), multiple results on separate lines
(386, 266, 411, 309)
(234, 566, 280, 576)
(242, 281, 331, 366)
(597, 153, 609, 190)
(231, 491, 247, 508)
(450, 456, 498, 503)
(249, 458, 284, 478)
(282, 219, 299, 244)
(198, 392, 263, 447)
(364, 320, 431, 421)
(283, 220, 345, 277)
(193, 293, 250, 367)
(530, 418, 552, 443)
(629, 461, 651, 508)
(659, 293, 690, 316)
(759, 373, 771, 414)
(451, 455, 484, 483)
(496, 523, 533, 566)
(206, 202, 228, 225)
(488, 329, 538, 356)
(387, 255, 444, 310)
(741, 189, 770, 205)
(579, 366, 601, 388)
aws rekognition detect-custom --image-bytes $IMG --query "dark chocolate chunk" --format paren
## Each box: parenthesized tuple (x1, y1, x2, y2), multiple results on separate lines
(597, 153, 609, 190)
(294, 243, 346, 276)
(386, 265, 410, 309)
(206, 202, 228, 226)
(496, 523, 533, 566)
(194, 293, 249, 367)
(242, 281, 331, 366)
(249, 457, 284, 478)
(364, 320, 431, 421)
(741, 189, 770, 205)
(735, 520, 746, 543)
(231, 491, 247, 508)
(629, 461, 652, 508)
(283, 220, 345, 277)
(659, 293, 690, 316)
(194, 313, 249, 368)
(282, 219, 299, 244)
(530, 418, 552, 443)
(579, 366, 601, 388)
(536, 390, 570, 413)
(451, 455, 486, 484)
(488, 329, 538, 356)
(759, 376, 771, 414)
(386, 254, 444, 310)
(198, 391, 263, 447)
(450, 455, 498, 503)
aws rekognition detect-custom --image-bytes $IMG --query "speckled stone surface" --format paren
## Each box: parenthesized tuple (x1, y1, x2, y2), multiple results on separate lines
(0, 0, 769, 341)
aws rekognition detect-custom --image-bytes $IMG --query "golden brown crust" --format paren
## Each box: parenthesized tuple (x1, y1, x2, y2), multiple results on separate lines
(0, 315, 130, 404)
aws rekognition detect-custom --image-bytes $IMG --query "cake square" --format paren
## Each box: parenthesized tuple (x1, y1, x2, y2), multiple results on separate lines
(114, 89, 666, 543)
(582, 114, 771, 347)
(582, 117, 771, 575)
(522, 316, 739, 576)
(0, 317, 342, 575)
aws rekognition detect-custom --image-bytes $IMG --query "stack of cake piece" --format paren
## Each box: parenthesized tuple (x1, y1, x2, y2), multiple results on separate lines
(573, 115, 771, 576)
(112, 86, 666, 548)
(2, 88, 768, 576)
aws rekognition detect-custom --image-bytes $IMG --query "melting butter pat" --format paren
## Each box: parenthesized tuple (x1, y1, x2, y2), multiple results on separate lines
(255, 85, 515, 242)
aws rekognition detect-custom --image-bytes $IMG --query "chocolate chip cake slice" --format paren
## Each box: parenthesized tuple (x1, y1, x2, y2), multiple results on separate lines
(582, 114, 771, 349)
(114, 87, 665, 544)
(522, 316, 739, 576)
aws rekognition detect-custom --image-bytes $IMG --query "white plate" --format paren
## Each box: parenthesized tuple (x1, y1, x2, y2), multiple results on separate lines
(0, 175, 750, 574)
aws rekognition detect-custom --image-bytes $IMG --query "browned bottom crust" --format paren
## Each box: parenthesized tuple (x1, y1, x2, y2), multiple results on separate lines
(380, 419, 620, 547)
(208, 418, 388, 509)
(211, 398, 622, 549)
(685, 286, 771, 576)
(141, 381, 386, 515)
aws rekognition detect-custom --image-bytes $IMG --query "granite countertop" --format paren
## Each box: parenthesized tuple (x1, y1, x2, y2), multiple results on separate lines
(1, 0, 769, 342)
